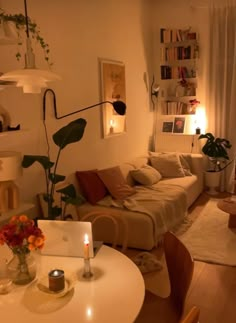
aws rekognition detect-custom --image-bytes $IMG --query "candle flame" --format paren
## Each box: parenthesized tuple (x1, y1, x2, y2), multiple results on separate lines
(84, 234, 89, 244)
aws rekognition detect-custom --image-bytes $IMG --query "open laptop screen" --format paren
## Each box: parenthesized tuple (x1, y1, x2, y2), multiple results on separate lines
(38, 220, 94, 258)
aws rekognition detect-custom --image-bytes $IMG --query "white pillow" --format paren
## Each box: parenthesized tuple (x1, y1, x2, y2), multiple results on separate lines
(130, 165, 162, 185)
(149, 152, 185, 178)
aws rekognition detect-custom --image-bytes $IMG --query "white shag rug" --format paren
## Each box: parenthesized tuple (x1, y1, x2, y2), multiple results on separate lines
(180, 199, 236, 266)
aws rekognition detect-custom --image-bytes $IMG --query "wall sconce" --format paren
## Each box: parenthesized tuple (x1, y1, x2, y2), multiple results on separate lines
(42, 89, 126, 121)
(151, 76, 160, 108)
(0, 0, 61, 93)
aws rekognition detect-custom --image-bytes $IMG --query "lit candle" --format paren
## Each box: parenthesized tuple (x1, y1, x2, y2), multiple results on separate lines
(109, 119, 114, 134)
(48, 269, 65, 292)
(84, 234, 90, 260)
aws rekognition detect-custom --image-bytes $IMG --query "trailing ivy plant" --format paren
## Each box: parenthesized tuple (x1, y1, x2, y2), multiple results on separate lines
(0, 8, 52, 66)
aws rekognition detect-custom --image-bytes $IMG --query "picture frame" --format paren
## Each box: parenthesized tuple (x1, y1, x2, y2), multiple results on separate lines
(99, 58, 126, 138)
(162, 121, 173, 133)
(173, 117, 185, 133)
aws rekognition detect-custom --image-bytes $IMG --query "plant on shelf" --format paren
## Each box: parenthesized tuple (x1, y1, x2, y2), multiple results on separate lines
(198, 132, 232, 172)
(0, 8, 52, 65)
(22, 118, 87, 220)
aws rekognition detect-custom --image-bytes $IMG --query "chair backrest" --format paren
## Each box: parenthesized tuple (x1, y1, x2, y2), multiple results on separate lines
(80, 211, 128, 253)
(179, 306, 200, 323)
(164, 231, 194, 314)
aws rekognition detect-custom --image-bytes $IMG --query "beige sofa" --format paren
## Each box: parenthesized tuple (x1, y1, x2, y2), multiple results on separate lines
(76, 152, 204, 250)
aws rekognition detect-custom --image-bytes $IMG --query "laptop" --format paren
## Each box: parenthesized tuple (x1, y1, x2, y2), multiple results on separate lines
(38, 220, 101, 258)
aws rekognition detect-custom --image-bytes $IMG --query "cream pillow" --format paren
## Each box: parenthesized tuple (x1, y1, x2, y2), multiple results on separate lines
(149, 152, 185, 177)
(130, 165, 162, 186)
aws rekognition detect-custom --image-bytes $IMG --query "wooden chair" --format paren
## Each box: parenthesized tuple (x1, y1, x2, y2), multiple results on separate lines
(135, 231, 194, 323)
(179, 306, 200, 323)
(80, 211, 128, 253)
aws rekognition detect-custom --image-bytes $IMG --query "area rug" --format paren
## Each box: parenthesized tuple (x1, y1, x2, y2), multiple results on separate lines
(179, 199, 236, 266)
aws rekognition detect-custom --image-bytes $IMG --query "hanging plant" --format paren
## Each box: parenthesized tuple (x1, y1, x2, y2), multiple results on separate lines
(0, 8, 52, 66)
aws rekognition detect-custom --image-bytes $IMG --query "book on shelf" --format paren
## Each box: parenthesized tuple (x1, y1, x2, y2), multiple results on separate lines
(161, 101, 194, 115)
(160, 28, 197, 43)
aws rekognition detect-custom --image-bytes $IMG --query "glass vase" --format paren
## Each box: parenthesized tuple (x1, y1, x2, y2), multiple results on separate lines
(7, 251, 37, 285)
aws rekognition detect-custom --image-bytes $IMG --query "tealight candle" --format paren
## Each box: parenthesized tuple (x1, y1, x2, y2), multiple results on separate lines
(84, 234, 90, 260)
(48, 269, 65, 292)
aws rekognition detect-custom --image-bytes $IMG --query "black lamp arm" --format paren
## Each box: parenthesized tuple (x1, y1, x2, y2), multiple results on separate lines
(43, 88, 124, 120)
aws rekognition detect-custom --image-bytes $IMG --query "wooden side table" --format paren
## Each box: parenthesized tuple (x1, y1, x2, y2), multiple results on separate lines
(217, 198, 236, 228)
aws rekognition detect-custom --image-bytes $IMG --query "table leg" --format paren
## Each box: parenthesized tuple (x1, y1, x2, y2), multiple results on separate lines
(228, 214, 236, 228)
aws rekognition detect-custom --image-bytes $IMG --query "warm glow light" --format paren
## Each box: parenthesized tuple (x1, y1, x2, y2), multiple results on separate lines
(86, 307, 93, 318)
(109, 119, 114, 127)
(84, 234, 89, 244)
(195, 106, 206, 133)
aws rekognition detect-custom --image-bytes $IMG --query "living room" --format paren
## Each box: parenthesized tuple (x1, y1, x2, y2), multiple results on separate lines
(0, 1, 236, 322)
(0, 0, 212, 208)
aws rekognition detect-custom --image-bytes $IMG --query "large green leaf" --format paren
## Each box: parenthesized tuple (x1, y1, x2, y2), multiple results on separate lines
(49, 173, 66, 184)
(22, 155, 54, 170)
(56, 184, 77, 198)
(53, 118, 87, 150)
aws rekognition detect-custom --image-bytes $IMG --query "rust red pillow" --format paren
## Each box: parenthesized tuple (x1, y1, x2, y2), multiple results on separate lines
(76, 170, 107, 205)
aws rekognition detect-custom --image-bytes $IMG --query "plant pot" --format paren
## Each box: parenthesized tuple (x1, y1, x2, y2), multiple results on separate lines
(204, 171, 221, 195)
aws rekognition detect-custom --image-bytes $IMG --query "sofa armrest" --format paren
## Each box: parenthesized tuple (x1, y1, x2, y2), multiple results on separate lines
(190, 153, 204, 175)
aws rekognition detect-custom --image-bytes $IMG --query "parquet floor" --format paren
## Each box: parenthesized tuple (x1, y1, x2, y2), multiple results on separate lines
(124, 191, 236, 323)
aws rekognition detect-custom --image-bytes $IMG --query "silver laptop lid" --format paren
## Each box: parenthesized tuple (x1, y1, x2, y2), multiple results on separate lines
(38, 220, 94, 258)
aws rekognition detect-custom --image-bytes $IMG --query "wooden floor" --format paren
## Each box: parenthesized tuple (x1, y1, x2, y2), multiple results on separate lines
(124, 191, 236, 323)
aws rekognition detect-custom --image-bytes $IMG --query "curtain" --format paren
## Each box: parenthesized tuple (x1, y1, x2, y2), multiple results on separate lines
(206, 0, 236, 192)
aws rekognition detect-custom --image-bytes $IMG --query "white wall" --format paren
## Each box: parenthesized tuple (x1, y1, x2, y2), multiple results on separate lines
(0, 0, 154, 208)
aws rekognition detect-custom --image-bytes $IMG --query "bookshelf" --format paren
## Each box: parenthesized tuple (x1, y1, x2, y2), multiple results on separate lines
(159, 27, 199, 116)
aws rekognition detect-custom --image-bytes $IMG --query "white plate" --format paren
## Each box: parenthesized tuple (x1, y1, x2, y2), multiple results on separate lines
(37, 274, 76, 298)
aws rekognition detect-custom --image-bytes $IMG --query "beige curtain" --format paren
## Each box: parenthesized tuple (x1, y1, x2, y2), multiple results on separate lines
(205, 0, 236, 192)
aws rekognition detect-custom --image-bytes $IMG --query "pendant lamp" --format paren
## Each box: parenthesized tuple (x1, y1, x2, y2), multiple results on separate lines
(0, 0, 61, 93)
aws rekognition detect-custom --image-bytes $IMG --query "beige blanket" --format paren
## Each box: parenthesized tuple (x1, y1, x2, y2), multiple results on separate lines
(98, 183, 187, 245)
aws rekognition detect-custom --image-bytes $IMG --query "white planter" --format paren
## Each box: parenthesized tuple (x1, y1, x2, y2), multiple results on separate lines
(204, 171, 221, 195)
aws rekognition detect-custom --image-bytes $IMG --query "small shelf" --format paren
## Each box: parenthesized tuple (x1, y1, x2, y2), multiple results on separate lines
(0, 129, 28, 137)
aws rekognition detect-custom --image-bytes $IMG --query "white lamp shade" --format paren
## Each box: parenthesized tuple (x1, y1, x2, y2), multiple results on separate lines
(0, 69, 61, 93)
(0, 151, 22, 181)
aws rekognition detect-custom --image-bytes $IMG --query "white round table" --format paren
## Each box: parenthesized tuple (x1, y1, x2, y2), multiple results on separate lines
(0, 245, 145, 323)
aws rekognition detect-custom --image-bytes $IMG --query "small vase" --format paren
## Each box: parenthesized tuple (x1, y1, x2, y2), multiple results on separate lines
(7, 251, 37, 285)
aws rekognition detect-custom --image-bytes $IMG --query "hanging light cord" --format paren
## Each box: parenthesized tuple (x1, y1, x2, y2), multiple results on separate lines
(24, 0, 30, 38)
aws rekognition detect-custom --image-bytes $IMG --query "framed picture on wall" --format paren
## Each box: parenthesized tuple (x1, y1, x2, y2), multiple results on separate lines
(173, 117, 185, 133)
(162, 121, 173, 133)
(99, 58, 126, 138)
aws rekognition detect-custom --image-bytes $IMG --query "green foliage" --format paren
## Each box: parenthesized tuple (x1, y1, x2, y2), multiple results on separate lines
(198, 132, 232, 172)
(22, 118, 87, 220)
(0, 9, 52, 65)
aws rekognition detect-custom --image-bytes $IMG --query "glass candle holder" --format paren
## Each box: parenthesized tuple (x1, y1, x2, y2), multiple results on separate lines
(83, 258, 93, 278)
(48, 269, 65, 292)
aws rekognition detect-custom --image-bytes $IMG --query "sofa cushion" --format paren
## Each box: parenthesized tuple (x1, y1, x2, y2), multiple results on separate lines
(149, 152, 185, 177)
(130, 165, 162, 185)
(76, 170, 107, 205)
(179, 154, 192, 176)
(97, 166, 136, 200)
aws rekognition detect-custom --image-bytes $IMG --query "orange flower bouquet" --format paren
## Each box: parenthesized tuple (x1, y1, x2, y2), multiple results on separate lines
(0, 215, 45, 285)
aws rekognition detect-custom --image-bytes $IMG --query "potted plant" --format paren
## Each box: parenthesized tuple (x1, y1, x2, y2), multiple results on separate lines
(22, 118, 87, 220)
(198, 132, 232, 194)
(0, 8, 52, 65)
